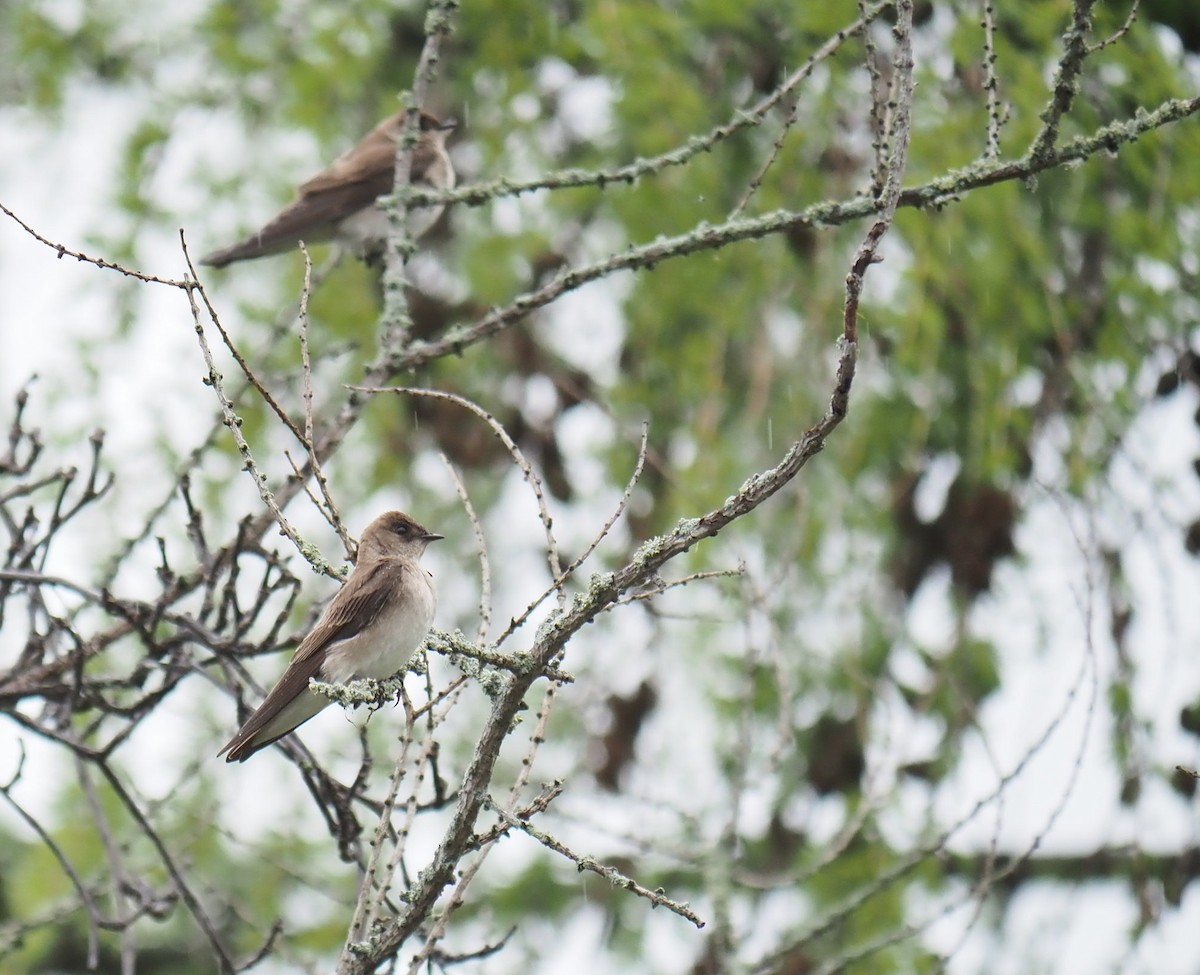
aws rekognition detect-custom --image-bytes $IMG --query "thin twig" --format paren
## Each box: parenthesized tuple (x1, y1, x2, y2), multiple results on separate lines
(486, 799, 706, 928)
(0, 201, 192, 287)
(179, 261, 338, 581)
(1087, 0, 1139, 54)
(181, 233, 306, 445)
(439, 454, 493, 643)
(980, 0, 1008, 158)
(0, 750, 102, 967)
(296, 245, 353, 559)
(615, 565, 744, 605)
(352, 385, 564, 589)
(407, 681, 566, 970)
(1027, 0, 1098, 164)
(491, 423, 649, 649)
(91, 759, 236, 973)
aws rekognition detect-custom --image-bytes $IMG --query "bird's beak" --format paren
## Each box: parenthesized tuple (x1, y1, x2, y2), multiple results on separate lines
(437, 118, 458, 132)
(423, 532, 446, 542)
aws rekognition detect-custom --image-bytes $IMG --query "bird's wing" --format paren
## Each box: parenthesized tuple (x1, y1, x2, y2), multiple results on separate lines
(296, 113, 402, 198)
(219, 559, 408, 761)
(218, 651, 326, 762)
(289, 557, 408, 666)
(286, 119, 439, 219)
(198, 167, 393, 266)
(199, 114, 440, 267)
(298, 111, 440, 195)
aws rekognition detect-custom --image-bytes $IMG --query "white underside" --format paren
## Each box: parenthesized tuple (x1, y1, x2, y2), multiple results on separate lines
(248, 569, 437, 748)
(336, 204, 445, 253)
(323, 569, 436, 682)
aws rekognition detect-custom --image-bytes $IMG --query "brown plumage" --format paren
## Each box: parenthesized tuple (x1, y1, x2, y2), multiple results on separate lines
(220, 512, 443, 762)
(200, 112, 456, 268)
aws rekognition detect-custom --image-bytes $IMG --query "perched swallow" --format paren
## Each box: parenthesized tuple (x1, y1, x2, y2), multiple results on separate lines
(200, 112, 456, 267)
(220, 511, 443, 762)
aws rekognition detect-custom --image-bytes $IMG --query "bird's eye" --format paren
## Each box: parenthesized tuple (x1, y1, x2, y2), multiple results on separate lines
(394, 523, 410, 536)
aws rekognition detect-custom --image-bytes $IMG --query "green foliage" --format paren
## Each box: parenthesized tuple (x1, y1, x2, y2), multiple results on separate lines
(2, 3, 135, 109)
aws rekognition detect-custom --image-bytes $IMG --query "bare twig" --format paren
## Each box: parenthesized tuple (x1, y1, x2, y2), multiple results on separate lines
(491, 423, 650, 649)
(440, 455, 493, 643)
(352, 385, 565, 590)
(486, 798, 706, 928)
(379, 0, 459, 352)
(180, 266, 338, 580)
(1088, 0, 1139, 54)
(182, 233, 307, 445)
(980, 0, 1008, 158)
(91, 759, 235, 973)
(296, 244, 353, 558)
(0, 750, 103, 967)
(1027, 0, 1098, 164)
(0, 201, 192, 287)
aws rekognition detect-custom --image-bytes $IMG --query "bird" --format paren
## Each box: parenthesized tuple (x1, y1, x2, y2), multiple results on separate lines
(220, 511, 443, 762)
(199, 111, 457, 268)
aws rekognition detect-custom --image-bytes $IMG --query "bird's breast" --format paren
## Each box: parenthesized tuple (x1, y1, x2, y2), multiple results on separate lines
(336, 191, 447, 254)
(321, 570, 437, 683)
